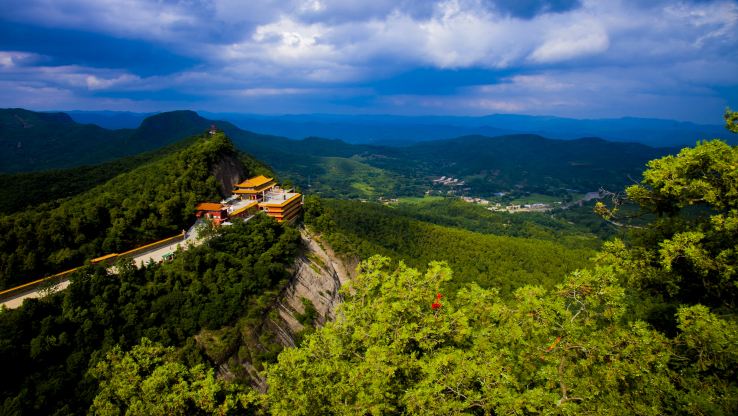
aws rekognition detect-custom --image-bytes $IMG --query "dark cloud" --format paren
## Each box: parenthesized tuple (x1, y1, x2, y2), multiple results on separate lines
(0, 0, 735, 123)
(481, 0, 581, 19)
(0, 22, 199, 76)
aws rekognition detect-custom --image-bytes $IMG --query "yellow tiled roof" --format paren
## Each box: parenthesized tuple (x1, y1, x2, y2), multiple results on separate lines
(235, 175, 273, 189)
(195, 202, 224, 211)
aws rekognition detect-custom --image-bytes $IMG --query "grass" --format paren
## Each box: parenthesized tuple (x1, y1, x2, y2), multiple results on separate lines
(352, 182, 375, 195)
(396, 196, 447, 205)
(316, 157, 398, 198)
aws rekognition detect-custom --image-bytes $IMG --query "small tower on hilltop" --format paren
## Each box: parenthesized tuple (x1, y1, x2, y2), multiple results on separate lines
(209, 124, 217, 136)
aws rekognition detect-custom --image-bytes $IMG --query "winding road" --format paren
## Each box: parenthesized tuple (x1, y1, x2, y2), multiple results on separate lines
(1, 222, 207, 310)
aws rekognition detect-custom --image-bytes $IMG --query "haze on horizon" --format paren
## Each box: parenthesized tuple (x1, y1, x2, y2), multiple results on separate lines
(0, 0, 736, 124)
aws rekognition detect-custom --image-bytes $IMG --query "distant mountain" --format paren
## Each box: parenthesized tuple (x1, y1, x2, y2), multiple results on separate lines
(0, 108, 687, 198)
(0, 109, 212, 172)
(65, 110, 155, 129)
(389, 135, 672, 194)
(63, 110, 729, 147)
(211, 116, 675, 197)
(203, 112, 729, 147)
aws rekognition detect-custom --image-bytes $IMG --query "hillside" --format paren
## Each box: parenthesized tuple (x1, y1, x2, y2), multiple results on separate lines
(0, 137, 209, 214)
(1, 108, 676, 201)
(0, 109, 213, 172)
(303, 197, 598, 296)
(388, 135, 672, 194)
(0, 131, 271, 290)
(225, 129, 672, 199)
(0, 216, 301, 415)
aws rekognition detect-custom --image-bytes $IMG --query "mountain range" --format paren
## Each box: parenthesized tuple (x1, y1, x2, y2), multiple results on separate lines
(1, 108, 678, 199)
(67, 110, 730, 147)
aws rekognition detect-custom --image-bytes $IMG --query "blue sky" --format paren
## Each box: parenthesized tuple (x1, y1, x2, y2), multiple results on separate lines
(0, 0, 736, 123)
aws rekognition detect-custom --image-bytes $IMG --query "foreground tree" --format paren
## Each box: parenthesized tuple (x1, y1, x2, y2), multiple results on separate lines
(266, 256, 737, 415)
(596, 139, 738, 309)
(726, 108, 738, 133)
(89, 338, 259, 415)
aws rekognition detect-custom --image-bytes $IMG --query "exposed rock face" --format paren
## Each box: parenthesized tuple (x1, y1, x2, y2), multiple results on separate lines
(211, 152, 246, 197)
(228, 229, 356, 391)
(269, 229, 356, 347)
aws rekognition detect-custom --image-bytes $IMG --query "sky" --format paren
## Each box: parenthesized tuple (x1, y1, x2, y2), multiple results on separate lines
(0, 0, 736, 123)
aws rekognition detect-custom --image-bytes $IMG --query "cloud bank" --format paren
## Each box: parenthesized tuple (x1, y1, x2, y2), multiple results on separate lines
(0, 0, 736, 122)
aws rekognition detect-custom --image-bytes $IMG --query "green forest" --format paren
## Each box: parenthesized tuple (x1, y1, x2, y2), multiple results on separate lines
(0, 216, 299, 415)
(228, 131, 670, 200)
(0, 132, 270, 290)
(0, 136, 206, 215)
(302, 197, 598, 296)
(1, 115, 737, 414)
(0, 109, 219, 172)
(270, 137, 738, 414)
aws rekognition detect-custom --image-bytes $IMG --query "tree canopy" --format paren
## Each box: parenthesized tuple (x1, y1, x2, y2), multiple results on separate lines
(596, 139, 738, 310)
(266, 256, 738, 415)
(89, 338, 258, 415)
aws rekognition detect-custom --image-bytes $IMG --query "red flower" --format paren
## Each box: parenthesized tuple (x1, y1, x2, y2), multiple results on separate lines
(431, 292, 443, 310)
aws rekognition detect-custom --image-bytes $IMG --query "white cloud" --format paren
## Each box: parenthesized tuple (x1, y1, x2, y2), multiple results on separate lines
(239, 87, 317, 96)
(0, 0, 736, 121)
(0, 51, 44, 68)
(529, 18, 609, 63)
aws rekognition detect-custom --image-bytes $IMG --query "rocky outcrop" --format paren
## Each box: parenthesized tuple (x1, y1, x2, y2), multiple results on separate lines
(211, 152, 246, 197)
(268, 229, 356, 347)
(224, 228, 356, 390)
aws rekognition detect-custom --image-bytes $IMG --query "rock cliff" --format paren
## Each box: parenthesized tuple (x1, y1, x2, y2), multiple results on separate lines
(211, 151, 246, 197)
(224, 228, 357, 390)
(269, 228, 356, 346)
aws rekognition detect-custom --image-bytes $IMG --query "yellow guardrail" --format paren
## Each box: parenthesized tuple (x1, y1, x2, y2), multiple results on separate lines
(0, 267, 80, 300)
(0, 231, 185, 303)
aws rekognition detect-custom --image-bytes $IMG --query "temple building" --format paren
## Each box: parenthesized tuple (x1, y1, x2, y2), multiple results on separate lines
(233, 175, 276, 201)
(194, 202, 227, 225)
(258, 188, 303, 223)
(227, 199, 259, 219)
(195, 175, 302, 225)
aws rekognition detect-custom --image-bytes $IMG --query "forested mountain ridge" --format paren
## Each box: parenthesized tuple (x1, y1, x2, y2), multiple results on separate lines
(2, 108, 676, 200)
(0, 131, 271, 290)
(1, 108, 128, 172)
(0, 109, 216, 172)
(218, 117, 675, 198)
(0, 135, 215, 214)
(374, 134, 671, 195)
